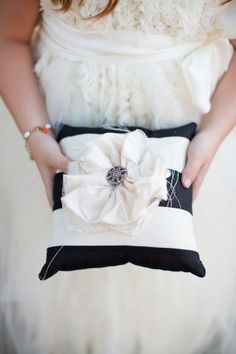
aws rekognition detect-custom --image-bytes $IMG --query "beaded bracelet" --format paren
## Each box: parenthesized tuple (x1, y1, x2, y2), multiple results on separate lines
(23, 123, 52, 160)
(23, 123, 52, 140)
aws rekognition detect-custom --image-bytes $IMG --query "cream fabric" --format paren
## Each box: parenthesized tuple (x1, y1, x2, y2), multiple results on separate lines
(51, 207, 197, 249)
(33, 1, 236, 134)
(60, 130, 170, 235)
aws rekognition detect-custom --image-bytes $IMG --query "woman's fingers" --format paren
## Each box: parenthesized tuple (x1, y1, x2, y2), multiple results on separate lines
(39, 152, 70, 207)
(181, 152, 202, 189)
(43, 145, 70, 173)
(180, 130, 217, 201)
(28, 133, 72, 207)
(36, 163, 55, 208)
(56, 154, 70, 173)
(192, 161, 211, 201)
(28, 133, 71, 173)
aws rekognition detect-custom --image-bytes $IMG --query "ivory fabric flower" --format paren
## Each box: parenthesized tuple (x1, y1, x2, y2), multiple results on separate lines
(61, 129, 171, 236)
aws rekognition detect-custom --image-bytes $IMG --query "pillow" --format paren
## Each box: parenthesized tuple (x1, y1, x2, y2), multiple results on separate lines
(38, 122, 206, 280)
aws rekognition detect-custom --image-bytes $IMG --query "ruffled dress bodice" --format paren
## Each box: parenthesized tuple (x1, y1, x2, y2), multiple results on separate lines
(33, 0, 236, 133)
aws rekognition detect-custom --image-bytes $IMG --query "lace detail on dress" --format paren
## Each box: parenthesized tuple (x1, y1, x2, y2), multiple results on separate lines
(40, 0, 223, 40)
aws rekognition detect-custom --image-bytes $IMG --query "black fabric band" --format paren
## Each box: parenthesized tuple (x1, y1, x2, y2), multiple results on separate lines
(52, 169, 192, 214)
(56, 122, 197, 143)
(38, 245, 206, 280)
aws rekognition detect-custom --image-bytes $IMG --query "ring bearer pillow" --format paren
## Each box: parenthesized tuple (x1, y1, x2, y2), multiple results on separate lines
(39, 123, 206, 280)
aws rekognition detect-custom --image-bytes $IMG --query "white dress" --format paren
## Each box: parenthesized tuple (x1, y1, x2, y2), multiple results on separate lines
(1, 1, 236, 353)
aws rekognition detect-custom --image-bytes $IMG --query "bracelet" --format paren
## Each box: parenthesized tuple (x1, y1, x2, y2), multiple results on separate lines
(23, 123, 52, 140)
(23, 123, 52, 160)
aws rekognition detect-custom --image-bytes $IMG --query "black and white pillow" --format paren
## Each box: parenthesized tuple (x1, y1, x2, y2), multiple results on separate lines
(38, 122, 206, 280)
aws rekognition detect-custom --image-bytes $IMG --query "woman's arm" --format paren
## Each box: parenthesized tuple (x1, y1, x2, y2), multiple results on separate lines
(181, 39, 236, 200)
(0, 0, 49, 132)
(0, 0, 69, 207)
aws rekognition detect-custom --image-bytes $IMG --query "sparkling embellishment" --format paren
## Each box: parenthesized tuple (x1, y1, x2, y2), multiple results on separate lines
(106, 166, 128, 186)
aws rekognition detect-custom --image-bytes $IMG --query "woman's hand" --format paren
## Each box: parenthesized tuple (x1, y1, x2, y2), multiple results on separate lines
(181, 130, 221, 201)
(27, 131, 71, 208)
(181, 39, 236, 201)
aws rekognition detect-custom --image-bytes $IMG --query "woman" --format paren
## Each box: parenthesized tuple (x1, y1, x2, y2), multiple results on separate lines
(0, 1, 236, 353)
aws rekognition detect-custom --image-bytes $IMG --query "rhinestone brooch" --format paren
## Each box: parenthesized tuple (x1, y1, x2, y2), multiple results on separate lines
(106, 166, 128, 186)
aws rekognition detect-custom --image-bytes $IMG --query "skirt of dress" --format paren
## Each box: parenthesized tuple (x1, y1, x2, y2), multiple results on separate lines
(1, 97, 236, 354)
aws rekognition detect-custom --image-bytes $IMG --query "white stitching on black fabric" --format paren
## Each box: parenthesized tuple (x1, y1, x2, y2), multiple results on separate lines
(40, 246, 64, 280)
(166, 170, 182, 209)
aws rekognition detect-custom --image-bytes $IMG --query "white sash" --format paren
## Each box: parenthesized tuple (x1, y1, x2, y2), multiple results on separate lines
(39, 12, 216, 64)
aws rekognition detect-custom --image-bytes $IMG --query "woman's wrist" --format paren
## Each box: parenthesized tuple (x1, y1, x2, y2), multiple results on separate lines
(197, 124, 222, 146)
(26, 127, 56, 143)
(197, 112, 233, 148)
(23, 122, 56, 160)
(23, 123, 52, 140)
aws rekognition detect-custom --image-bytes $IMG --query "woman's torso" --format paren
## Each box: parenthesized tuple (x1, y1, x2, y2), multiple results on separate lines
(33, 0, 235, 133)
